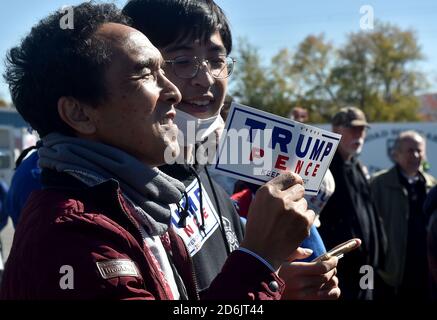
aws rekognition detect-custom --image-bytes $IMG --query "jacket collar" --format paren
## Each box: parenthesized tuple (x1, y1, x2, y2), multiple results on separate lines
(159, 163, 205, 181)
(380, 165, 433, 189)
(41, 168, 143, 241)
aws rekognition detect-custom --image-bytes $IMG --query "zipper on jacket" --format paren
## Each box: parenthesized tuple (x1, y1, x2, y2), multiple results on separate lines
(188, 251, 200, 300)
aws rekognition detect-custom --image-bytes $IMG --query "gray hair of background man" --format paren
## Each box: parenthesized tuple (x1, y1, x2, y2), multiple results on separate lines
(391, 130, 426, 159)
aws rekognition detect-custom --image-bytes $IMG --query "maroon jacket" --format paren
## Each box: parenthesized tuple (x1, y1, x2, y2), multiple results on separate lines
(1, 170, 284, 300)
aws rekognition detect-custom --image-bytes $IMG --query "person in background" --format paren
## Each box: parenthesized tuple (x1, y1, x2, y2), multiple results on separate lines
(0, 180, 9, 232)
(289, 106, 309, 123)
(0, 177, 9, 281)
(371, 130, 437, 300)
(319, 106, 386, 300)
(5, 145, 41, 228)
(424, 185, 437, 300)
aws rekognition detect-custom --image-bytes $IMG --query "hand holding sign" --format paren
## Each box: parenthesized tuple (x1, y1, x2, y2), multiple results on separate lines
(240, 172, 315, 270)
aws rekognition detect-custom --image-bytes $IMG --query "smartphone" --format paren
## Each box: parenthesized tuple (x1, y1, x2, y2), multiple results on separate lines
(312, 238, 361, 262)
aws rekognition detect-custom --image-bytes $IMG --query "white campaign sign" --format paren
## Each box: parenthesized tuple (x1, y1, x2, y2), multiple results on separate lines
(215, 103, 341, 195)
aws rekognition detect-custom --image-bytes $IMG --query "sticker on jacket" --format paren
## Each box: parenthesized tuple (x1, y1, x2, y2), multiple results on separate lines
(170, 179, 224, 256)
(96, 259, 140, 280)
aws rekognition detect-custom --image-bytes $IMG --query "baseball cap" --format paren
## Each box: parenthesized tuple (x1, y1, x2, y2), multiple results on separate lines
(331, 106, 369, 128)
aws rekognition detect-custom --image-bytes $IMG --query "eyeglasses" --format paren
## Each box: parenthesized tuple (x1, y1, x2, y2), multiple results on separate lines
(164, 55, 236, 79)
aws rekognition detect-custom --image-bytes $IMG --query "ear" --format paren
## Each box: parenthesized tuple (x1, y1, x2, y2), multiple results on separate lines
(57, 97, 97, 135)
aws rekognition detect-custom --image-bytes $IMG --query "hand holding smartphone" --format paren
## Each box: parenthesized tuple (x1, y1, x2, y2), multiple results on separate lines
(312, 238, 361, 262)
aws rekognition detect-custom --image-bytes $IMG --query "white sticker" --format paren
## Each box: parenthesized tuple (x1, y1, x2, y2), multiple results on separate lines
(170, 179, 221, 256)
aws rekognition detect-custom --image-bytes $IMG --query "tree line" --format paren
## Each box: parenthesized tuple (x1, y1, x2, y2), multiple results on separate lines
(230, 22, 429, 123)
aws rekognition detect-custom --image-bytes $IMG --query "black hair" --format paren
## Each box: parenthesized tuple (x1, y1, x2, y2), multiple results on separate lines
(4, 2, 131, 137)
(123, 0, 232, 54)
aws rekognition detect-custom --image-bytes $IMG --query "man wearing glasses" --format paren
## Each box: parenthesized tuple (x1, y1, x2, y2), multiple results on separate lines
(123, 0, 340, 300)
(2, 2, 316, 300)
(123, 0, 246, 299)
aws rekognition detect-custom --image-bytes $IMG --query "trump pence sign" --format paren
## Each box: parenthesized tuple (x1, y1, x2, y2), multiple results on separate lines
(215, 103, 341, 195)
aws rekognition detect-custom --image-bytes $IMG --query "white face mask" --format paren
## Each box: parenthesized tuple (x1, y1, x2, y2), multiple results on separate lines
(174, 109, 224, 145)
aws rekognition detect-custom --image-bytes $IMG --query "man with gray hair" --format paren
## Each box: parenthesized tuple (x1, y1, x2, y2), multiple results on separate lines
(371, 130, 436, 300)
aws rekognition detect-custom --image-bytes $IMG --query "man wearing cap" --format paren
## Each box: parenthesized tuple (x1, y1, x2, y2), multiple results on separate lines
(318, 106, 386, 300)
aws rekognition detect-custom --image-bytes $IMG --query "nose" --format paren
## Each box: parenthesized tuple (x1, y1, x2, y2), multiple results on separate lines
(191, 60, 214, 88)
(159, 73, 182, 105)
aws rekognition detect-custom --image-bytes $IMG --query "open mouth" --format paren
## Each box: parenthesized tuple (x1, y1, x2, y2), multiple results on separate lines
(180, 99, 214, 114)
(160, 118, 174, 125)
(160, 108, 177, 126)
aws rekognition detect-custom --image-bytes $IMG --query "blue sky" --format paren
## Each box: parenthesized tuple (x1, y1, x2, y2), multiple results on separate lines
(1, 0, 436, 102)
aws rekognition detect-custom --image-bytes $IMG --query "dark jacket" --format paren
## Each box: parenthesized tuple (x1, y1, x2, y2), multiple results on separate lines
(370, 166, 436, 289)
(0, 170, 283, 300)
(318, 152, 386, 300)
(5, 150, 41, 228)
(159, 163, 245, 295)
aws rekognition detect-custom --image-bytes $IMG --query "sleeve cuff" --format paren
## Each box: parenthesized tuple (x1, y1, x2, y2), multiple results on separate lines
(237, 247, 276, 273)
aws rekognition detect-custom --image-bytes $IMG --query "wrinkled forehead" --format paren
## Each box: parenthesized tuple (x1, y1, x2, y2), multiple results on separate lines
(96, 22, 161, 59)
(124, 29, 162, 59)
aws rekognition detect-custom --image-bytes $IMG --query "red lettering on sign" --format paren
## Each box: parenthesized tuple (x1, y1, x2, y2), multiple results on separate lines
(312, 164, 320, 177)
(275, 155, 289, 170)
(295, 160, 304, 174)
(184, 224, 195, 237)
(249, 147, 264, 161)
(305, 162, 313, 176)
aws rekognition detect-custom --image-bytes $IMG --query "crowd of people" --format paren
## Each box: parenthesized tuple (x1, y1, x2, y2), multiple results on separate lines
(0, 0, 436, 301)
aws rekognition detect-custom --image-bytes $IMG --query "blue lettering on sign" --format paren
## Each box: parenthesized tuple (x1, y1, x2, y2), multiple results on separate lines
(187, 194, 199, 217)
(243, 116, 335, 161)
(194, 187, 201, 203)
(245, 118, 266, 143)
(320, 142, 333, 161)
(245, 117, 294, 152)
(309, 140, 326, 161)
(272, 127, 293, 153)
(171, 211, 179, 225)
(296, 134, 313, 158)
(172, 185, 203, 226)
